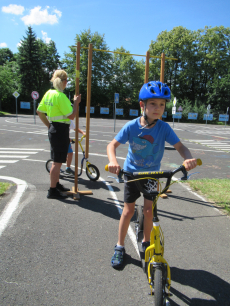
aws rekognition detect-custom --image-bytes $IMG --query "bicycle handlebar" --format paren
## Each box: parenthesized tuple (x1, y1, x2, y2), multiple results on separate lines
(105, 159, 202, 196)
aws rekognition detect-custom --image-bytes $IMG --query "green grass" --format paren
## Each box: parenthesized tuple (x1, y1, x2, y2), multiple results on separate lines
(0, 111, 10, 116)
(0, 182, 11, 196)
(186, 178, 230, 214)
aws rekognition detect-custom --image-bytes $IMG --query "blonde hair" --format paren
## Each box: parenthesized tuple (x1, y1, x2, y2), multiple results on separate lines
(50, 70, 67, 92)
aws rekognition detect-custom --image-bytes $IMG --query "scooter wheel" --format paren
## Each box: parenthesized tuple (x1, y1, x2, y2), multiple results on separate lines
(86, 164, 100, 181)
(136, 205, 144, 231)
(46, 159, 53, 173)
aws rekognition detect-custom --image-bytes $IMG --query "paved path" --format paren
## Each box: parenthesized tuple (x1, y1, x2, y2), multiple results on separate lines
(0, 115, 229, 305)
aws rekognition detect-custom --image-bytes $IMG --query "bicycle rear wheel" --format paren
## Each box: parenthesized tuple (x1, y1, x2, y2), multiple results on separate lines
(154, 267, 167, 306)
(45, 160, 70, 177)
(136, 205, 144, 231)
(86, 164, 100, 181)
(46, 159, 53, 173)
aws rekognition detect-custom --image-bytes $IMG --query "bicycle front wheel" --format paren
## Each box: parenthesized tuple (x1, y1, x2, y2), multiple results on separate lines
(86, 164, 100, 181)
(154, 267, 167, 306)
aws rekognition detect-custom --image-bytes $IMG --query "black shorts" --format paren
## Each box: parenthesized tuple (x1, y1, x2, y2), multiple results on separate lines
(48, 122, 70, 163)
(124, 175, 155, 203)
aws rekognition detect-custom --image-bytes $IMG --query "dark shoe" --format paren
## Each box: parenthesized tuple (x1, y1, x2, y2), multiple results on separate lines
(47, 188, 68, 199)
(56, 182, 70, 192)
(142, 241, 150, 252)
(111, 245, 125, 269)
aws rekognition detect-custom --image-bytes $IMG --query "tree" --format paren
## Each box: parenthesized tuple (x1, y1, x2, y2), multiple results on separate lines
(0, 60, 21, 111)
(62, 29, 113, 114)
(37, 39, 61, 97)
(17, 26, 60, 101)
(0, 48, 14, 65)
(108, 47, 145, 115)
(17, 26, 41, 99)
(149, 26, 199, 103)
(198, 26, 230, 112)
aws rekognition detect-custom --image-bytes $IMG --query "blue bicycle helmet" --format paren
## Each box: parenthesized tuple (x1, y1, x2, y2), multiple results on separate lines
(139, 81, 171, 102)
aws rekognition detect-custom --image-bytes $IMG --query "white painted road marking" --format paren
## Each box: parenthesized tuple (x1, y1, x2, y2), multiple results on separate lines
(0, 176, 28, 237)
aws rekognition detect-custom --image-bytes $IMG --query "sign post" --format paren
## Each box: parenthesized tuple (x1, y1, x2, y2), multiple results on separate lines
(31, 91, 39, 124)
(13, 91, 20, 122)
(206, 104, 211, 125)
(226, 107, 229, 128)
(114, 93, 119, 132)
(172, 97, 177, 128)
(177, 105, 183, 122)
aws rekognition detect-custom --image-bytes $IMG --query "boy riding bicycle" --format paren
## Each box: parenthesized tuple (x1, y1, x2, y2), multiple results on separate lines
(107, 81, 197, 269)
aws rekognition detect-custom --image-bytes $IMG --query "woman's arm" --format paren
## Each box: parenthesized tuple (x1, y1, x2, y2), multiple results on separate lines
(67, 94, 81, 120)
(36, 111, 50, 128)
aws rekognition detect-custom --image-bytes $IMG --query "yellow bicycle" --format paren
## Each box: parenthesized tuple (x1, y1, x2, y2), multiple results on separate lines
(105, 159, 202, 306)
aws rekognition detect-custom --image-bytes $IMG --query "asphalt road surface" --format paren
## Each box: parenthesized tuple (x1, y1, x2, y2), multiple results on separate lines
(0, 115, 230, 306)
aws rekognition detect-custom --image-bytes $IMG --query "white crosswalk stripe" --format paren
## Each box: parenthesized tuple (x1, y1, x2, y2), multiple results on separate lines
(188, 140, 230, 152)
(193, 129, 230, 136)
(0, 148, 44, 170)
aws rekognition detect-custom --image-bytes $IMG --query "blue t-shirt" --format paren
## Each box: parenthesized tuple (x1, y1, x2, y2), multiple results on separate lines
(115, 117, 180, 172)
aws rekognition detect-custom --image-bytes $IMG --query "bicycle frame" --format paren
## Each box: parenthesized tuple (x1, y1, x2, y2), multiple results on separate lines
(145, 198, 171, 296)
(77, 135, 94, 177)
(105, 159, 202, 301)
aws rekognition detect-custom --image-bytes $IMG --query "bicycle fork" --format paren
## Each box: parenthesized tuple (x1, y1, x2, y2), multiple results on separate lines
(145, 205, 171, 296)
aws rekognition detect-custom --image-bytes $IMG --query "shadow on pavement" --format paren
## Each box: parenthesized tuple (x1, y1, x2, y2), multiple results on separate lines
(168, 267, 230, 306)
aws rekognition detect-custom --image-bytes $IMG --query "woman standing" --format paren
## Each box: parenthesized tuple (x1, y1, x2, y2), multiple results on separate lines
(37, 70, 81, 199)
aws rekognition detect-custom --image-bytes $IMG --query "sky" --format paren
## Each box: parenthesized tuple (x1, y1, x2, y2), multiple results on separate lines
(1, 0, 230, 61)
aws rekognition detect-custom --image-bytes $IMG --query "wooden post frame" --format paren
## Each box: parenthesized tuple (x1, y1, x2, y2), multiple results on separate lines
(67, 41, 93, 200)
(85, 43, 93, 159)
(145, 51, 150, 83)
(160, 53, 165, 83)
(73, 41, 81, 199)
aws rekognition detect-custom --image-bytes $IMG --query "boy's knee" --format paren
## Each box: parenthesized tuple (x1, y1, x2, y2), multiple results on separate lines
(143, 207, 152, 218)
(123, 206, 135, 219)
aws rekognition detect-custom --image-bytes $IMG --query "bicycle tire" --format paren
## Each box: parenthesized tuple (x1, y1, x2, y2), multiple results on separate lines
(86, 164, 100, 181)
(154, 267, 167, 306)
(136, 205, 144, 231)
(46, 159, 53, 173)
(45, 160, 72, 178)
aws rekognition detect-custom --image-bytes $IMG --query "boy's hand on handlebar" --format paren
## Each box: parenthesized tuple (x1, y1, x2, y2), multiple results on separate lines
(108, 163, 121, 175)
(183, 158, 197, 171)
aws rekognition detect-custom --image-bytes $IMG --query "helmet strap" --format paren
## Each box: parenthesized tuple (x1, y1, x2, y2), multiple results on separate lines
(142, 103, 158, 128)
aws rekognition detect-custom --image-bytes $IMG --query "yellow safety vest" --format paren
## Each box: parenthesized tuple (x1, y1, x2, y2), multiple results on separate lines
(37, 89, 73, 124)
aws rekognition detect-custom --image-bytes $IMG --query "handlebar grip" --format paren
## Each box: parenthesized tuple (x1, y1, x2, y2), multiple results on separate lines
(197, 158, 202, 166)
(105, 165, 109, 171)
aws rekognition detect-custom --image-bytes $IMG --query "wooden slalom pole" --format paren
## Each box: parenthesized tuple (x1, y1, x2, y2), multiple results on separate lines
(145, 51, 150, 83)
(160, 52, 165, 83)
(85, 43, 93, 159)
(68, 41, 93, 199)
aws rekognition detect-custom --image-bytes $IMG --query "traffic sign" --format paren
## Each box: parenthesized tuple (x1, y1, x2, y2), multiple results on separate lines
(114, 93, 119, 104)
(172, 106, 176, 114)
(13, 91, 20, 98)
(173, 97, 177, 106)
(31, 91, 39, 100)
(178, 106, 183, 112)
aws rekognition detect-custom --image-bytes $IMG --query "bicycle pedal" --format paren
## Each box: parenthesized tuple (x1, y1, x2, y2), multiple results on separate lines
(160, 193, 168, 198)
